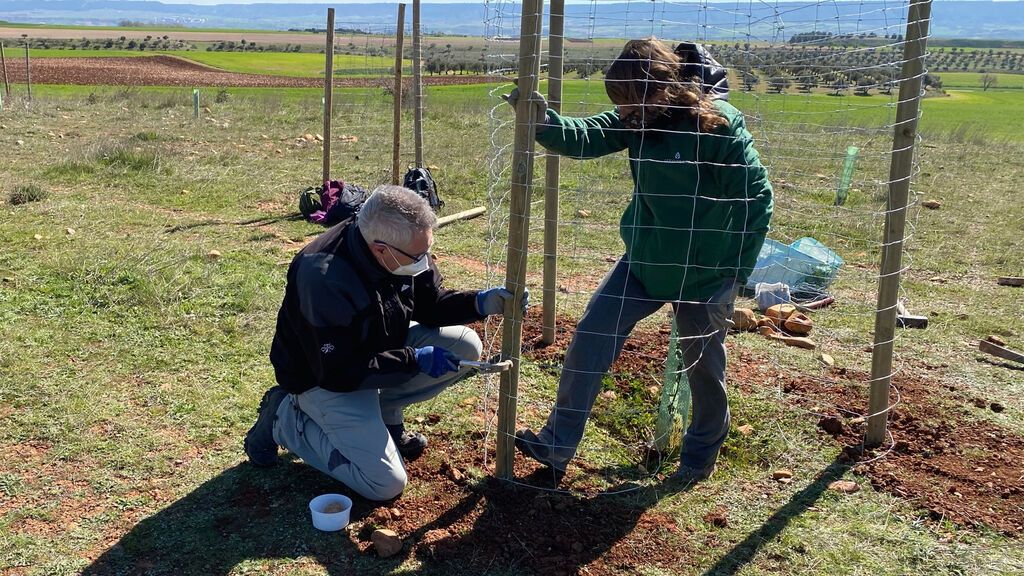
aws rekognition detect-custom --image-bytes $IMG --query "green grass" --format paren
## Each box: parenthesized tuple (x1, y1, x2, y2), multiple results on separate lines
(938, 72, 1024, 90)
(1, 78, 1023, 575)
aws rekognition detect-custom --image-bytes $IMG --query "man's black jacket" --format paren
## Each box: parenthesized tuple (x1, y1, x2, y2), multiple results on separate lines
(270, 219, 483, 394)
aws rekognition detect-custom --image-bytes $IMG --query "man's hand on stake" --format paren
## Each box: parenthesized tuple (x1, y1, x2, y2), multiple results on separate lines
(476, 287, 529, 317)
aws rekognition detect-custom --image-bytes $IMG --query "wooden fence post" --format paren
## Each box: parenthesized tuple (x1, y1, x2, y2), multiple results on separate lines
(495, 0, 545, 481)
(866, 0, 932, 446)
(392, 4, 407, 184)
(541, 0, 564, 345)
(322, 8, 335, 185)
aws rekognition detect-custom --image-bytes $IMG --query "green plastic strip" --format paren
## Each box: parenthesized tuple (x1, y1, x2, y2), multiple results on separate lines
(655, 318, 690, 456)
(835, 145, 860, 206)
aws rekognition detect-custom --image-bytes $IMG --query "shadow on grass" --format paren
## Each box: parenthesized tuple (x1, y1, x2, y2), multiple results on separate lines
(81, 456, 394, 576)
(164, 213, 306, 234)
(700, 458, 852, 576)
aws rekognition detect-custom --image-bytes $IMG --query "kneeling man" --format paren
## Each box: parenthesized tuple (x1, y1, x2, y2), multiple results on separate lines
(244, 185, 522, 500)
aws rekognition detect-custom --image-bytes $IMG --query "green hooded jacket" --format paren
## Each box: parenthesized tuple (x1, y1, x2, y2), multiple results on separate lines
(536, 99, 773, 301)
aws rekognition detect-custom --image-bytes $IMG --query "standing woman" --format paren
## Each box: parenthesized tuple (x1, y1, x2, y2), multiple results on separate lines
(509, 38, 773, 484)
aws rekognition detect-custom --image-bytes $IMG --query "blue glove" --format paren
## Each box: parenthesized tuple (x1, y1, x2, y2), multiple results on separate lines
(415, 346, 461, 378)
(476, 287, 529, 317)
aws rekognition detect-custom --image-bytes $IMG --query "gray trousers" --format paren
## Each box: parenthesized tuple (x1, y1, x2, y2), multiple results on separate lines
(272, 323, 482, 501)
(531, 258, 736, 472)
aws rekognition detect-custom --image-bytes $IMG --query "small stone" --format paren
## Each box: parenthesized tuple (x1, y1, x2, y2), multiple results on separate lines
(66, 228, 75, 236)
(820, 353, 835, 368)
(986, 335, 1006, 347)
(15, 140, 24, 146)
(314, 134, 324, 142)
(303, 133, 315, 141)
(371, 529, 403, 558)
(828, 480, 860, 494)
(773, 469, 794, 481)
(206, 250, 222, 259)
(33, 234, 43, 240)
(921, 199, 941, 210)
(599, 390, 617, 401)
(736, 424, 755, 436)
(973, 398, 987, 409)
(990, 402, 1005, 413)
(576, 209, 591, 218)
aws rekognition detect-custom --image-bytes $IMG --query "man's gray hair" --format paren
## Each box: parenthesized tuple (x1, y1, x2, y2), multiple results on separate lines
(357, 185, 437, 248)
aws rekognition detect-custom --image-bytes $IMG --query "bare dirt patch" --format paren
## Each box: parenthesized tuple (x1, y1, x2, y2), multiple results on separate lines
(2, 55, 493, 88)
(512, 311, 1024, 536)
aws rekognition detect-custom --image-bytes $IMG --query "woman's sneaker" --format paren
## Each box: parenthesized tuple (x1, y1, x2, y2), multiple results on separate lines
(244, 386, 288, 467)
(514, 429, 566, 483)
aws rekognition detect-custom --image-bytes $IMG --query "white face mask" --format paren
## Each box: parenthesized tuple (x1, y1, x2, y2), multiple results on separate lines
(387, 247, 430, 277)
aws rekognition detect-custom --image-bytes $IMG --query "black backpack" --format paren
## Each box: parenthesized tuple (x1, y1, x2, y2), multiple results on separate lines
(402, 167, 444, 212)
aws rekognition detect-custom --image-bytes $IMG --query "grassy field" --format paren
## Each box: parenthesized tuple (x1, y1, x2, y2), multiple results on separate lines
(938, 72, 1024, 89)
(1, 72, 1023, 575)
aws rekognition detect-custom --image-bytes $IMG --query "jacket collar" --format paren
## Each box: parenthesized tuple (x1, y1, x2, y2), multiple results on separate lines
(345, 221, 396, 286)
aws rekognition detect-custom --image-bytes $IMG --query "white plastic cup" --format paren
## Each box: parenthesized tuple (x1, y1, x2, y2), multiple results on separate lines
(309, 493, 353, 532)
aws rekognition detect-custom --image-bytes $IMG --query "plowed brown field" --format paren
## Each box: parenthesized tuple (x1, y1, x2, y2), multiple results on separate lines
(2, 54, 493, 88)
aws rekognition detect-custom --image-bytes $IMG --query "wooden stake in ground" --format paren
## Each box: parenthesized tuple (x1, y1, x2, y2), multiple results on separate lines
(541, 0, 564, 346)
(496, 0, 545, 481)
(322, 8, 335, 185)
(412, 0, 424, 168)
(1, 42, 10, 98)
(391, 4, 407, 185)
(867, 0, 932, 446)
(23, 38, 30, 102)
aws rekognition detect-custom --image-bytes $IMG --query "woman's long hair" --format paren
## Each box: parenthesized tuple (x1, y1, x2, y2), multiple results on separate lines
(604, 38, 728, 133)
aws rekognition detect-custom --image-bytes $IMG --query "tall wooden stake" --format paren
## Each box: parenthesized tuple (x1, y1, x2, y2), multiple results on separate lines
(23, 39, 30, 102)
(322, 8, 335, 185)
(496, 0, 545, 481)
(1, 42, 10, 98)
(412, 0, 424, 168)
(391, 4, 407, 184)
(866, 0, 932, 446)
(541, 0, 564, 345)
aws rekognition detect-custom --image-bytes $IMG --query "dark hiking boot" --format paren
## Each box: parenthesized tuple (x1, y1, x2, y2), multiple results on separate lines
(387, 423, 428, 461)
(244, 386, 288, 467)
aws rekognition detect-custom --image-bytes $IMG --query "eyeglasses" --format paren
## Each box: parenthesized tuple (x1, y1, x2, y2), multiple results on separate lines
(374, 240, 430, 263)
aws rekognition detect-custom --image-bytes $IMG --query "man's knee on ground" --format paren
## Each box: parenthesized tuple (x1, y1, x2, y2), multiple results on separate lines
(357, 467, 408, 502)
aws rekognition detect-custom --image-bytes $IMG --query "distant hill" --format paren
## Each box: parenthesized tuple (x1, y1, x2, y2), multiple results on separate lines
(1, 1, 1022, 41)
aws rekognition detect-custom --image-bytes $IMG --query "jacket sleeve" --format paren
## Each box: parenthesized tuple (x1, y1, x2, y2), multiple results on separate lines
(712, 111, 774, 283)
(411, 258, 485, 327)
(294, 256, 420, 392)
(535, 109, 631, 159)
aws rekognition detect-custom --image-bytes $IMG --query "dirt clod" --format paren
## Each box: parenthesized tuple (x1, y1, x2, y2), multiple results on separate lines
(818, 416, 844, 436)
(703, 506, 729, 528)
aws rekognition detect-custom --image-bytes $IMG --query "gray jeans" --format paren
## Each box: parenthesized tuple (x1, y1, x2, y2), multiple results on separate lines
(272, 323, 482, 501)
(530, 258, 736, 472)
